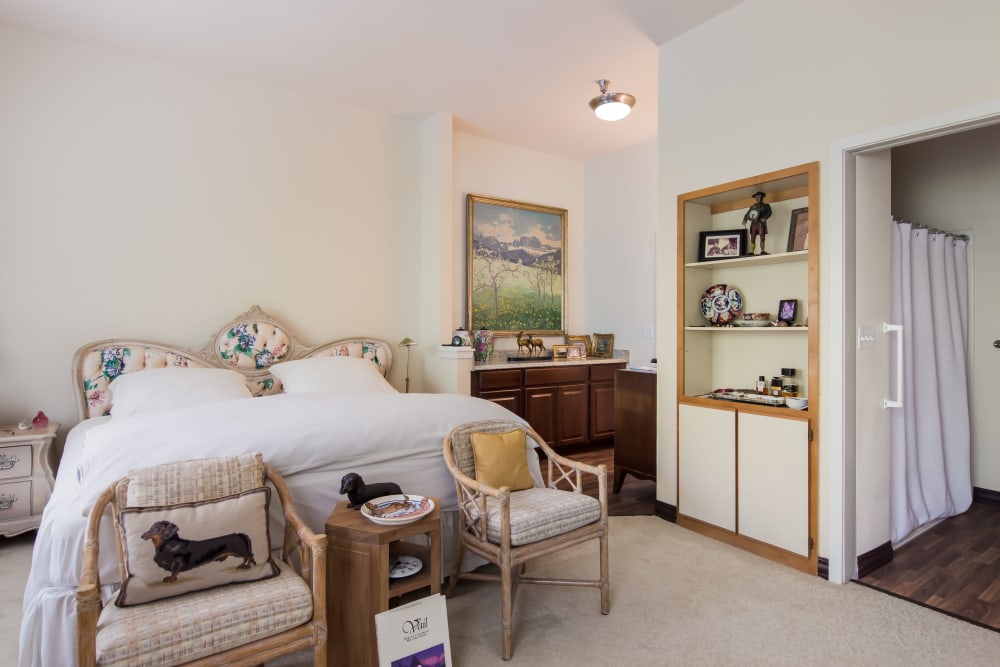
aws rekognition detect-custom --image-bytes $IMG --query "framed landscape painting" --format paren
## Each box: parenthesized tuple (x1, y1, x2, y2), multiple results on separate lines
(467, 194, 567, 334)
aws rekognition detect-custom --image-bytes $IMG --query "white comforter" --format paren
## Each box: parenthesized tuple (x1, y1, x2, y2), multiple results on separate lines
(20, 392, 526, 667)
(78, 391, 515, 512)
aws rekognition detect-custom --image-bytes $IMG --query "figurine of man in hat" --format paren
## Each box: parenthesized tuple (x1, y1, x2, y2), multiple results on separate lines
(742, 191, 772, 255)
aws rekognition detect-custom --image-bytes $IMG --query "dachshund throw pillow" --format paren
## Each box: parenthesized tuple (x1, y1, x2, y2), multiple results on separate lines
(116, 487, 279, 606)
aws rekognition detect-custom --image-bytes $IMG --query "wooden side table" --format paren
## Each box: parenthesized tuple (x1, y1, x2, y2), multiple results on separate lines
(325, 498, 441, 667)
(1, 422, 59, 537)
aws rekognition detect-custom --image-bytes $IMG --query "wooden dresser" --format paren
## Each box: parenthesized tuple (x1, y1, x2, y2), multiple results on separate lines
(613, 369, 656, 492)
(471, 360, 626, 448)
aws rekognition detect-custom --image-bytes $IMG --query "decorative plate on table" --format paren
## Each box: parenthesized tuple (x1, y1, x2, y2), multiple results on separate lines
(360, 494, 434, 526)
(700, 284, 744, 325)
(388, 555, 423, 579)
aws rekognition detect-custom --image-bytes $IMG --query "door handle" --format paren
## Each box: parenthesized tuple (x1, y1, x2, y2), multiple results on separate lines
(884, 323, 903, 409)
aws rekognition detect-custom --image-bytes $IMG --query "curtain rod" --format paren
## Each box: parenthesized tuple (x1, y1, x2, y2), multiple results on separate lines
(892, 217, 970, 242)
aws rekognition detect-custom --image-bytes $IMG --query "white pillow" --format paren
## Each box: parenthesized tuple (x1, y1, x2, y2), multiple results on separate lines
(109, 367, 252, 419)
(270, 356, 397, 395)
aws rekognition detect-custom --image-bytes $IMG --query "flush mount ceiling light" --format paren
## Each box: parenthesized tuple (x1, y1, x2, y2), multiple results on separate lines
(589, 78, 635, 121)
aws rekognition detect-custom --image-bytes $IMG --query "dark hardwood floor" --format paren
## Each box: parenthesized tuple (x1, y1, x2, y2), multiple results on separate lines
(856, 502, 1000, 632)
(542, 443, 656, 516)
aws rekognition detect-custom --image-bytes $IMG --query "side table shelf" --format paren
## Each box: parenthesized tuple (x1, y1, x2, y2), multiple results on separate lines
(325, 498, 441, 667)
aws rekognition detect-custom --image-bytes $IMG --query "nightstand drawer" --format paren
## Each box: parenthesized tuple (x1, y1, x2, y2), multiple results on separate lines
(0, 480, 31, 520)
(0, 445, 32, 480)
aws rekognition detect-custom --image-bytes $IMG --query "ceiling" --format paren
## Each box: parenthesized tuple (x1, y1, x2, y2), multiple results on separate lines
(0, 0, 743, 161)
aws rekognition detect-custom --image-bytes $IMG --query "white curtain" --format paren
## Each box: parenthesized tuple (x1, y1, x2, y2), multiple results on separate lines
(889, 220, 972, 544)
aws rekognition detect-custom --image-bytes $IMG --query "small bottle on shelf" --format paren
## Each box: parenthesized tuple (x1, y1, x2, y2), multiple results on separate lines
(756, 375, 766, 394)
(770, 377, 782, 397)
(781, 368, 797, 397)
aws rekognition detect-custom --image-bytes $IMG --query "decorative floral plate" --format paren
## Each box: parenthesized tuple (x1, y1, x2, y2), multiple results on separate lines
(388, 555, 423, 579)
(360, 494, 434, 526)
(700, 284, 744, 325)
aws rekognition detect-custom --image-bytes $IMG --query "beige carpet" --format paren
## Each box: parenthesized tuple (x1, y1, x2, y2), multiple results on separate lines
(6, 517, 999, 666)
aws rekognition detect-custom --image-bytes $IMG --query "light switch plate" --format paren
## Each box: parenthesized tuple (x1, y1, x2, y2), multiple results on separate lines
(858, 326, 875, 351)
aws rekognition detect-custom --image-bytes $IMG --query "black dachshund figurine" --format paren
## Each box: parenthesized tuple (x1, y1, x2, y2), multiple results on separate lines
(339, 472, 403, 509)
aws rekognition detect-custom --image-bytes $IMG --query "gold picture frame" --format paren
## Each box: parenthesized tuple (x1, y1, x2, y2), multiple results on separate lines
(591, 333, 615, 358)
(566, 334, 591, 357)
(552, 344, 570, 359)
(467, 194, 567, 335)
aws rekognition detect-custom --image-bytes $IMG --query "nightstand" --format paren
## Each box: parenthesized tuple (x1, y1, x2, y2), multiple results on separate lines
(325, 498, 441, 667)
(0, 422, 59, 537)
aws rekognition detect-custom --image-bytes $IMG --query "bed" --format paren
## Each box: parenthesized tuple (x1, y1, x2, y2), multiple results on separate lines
(18, 305, 534, 667)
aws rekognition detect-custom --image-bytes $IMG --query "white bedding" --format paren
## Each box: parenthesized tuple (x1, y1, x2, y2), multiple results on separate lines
(19, 392, 532, 667)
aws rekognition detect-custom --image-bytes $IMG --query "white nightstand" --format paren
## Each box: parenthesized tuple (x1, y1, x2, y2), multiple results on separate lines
(1, 422, 59, 537)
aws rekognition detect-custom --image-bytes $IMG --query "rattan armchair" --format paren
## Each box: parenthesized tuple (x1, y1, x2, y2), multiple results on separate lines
(76, 455, 326, 667)
(442, 419, 609, 660)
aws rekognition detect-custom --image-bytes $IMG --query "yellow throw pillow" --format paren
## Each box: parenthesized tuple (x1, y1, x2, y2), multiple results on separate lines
(470, 429, 535, 491)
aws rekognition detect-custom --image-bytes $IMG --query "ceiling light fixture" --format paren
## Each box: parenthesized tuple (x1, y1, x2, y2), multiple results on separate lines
(589, 79, 635, 121)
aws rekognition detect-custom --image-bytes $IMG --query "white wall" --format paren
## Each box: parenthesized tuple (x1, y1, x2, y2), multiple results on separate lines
(892, 125, 1000, 493)
(584, 139, 658, 366)
(657, 0, 1000, 569)
(0, 26, 425, 430)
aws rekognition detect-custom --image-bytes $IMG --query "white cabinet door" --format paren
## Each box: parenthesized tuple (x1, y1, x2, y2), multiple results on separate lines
(679, 404, 735, 531)
(737, 412, 809, 555)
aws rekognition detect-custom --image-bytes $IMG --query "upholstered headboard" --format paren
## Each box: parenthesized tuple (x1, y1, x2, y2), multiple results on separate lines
(72, 305, 393, 420)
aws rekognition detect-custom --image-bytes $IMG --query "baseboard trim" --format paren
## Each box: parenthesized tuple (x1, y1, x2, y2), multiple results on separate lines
(817, 557, 829, 580)
(654, 500, 677, 523)
(973, 486, 1000, 507)
(857, 540, 893, 578)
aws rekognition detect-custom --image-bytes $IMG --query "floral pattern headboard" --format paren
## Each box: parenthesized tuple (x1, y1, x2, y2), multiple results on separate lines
(72, 305, 393, 420)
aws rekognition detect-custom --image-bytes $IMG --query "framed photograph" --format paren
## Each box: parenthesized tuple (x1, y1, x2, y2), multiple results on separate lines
(566, 334, 591, 357)
(552, 344, 570, 359)
(467, 194, 567, 335)
(786, 207, 809, 252)
(778, 299, 798, 323)
(565, 345, 583, 359)
(591, 333, 615, 358)
(698, 228, 748, 262)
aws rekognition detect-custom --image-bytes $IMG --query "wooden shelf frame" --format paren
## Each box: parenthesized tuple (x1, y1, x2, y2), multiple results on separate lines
(675, 161, 820, 576)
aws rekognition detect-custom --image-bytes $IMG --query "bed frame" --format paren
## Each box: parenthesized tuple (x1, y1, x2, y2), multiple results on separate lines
(72, 305, 393, 420)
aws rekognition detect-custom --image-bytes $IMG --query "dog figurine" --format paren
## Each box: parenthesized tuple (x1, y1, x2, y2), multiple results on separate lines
(141, 520, 256, 583)
(340, 472, 403, 509)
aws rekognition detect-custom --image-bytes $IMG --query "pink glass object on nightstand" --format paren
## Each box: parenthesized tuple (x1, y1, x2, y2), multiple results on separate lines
(32, 411, 49, 429)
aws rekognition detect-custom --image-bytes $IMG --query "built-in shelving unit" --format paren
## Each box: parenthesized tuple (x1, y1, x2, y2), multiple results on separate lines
(676, 162, 820, 575)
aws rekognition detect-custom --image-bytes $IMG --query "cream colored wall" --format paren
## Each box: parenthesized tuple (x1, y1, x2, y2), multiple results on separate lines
(452, 132, 586, 351)
(657, 0, 1000, 560)
(0, 26, 425, 431)
(584, 139, 658, 367)
(892, 125, 1000, 494)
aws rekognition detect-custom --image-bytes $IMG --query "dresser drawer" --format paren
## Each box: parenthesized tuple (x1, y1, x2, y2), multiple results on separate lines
(525, 366, 589, 386)
(475, 369, 523, 391)
(0, 480, 31, 520)
(0, 445, 32, 480)
(590, 363, 625, 382)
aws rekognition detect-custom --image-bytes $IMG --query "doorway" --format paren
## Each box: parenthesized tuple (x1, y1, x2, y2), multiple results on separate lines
(825, 99, 1000, 586)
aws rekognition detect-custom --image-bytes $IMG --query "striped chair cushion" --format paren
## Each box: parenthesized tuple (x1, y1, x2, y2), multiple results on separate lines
(95, 559, 312, 667)
(468, 487, 601, 546)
